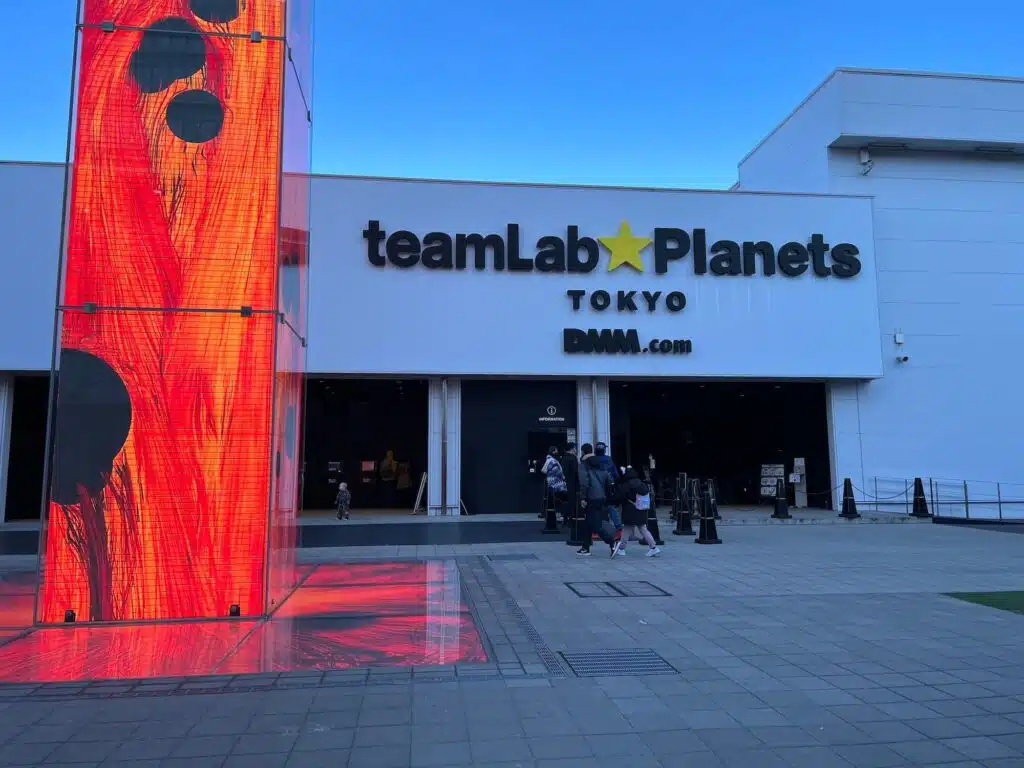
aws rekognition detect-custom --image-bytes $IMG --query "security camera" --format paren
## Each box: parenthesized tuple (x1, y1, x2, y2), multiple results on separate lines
(896, 355, 909, 363)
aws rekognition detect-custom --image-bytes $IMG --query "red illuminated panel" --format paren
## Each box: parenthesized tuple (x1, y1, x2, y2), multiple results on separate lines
(38, 1, 293, 623)
(303, 562, 436, 588)
(221, 614, 487, 674)
(0, 621, 257, 684)
(276, 582, 467, 619)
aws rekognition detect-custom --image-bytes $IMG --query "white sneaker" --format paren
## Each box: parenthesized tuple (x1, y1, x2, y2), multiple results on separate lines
(611, 540, 623, 558)
(646, 547, 661, 557)
(615, 548, 627, 556)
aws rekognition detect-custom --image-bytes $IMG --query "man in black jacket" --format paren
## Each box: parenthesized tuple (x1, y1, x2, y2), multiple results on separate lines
(576, 443, 617, 556)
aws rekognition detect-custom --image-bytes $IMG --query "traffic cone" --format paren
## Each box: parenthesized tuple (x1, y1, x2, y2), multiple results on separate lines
(771, 478, 791, 519)
(673, 479, 694, 536)
(911, 477, 930, 518)
(695, 482, 722, 545)
(839, 478, 860, 519)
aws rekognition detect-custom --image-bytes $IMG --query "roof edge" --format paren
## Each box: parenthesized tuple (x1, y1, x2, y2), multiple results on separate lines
(834, 66, 1024, 85)
(736, 69, 842, 169)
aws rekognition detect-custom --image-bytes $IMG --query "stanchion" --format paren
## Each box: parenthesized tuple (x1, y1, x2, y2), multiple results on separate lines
(566, 493, 584, 546)
(708, 478, 721, 520)
(771, 478, 791, 519)
(673, 476, 694, 536)
(911, 477, 930, 518)
(839, 477, 860, 519)
(541, 487, 560, 534)
(695, 481, 722, 545)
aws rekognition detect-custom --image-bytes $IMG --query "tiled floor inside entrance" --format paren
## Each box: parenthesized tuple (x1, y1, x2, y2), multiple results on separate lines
(0, 561, 489, 684)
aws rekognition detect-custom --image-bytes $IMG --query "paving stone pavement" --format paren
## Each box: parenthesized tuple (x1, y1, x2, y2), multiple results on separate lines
(2, 523, 1024, 766)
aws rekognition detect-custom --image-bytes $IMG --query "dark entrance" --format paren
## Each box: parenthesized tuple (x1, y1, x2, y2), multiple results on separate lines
(4, 375, 49, 521)
(302, 378, 428, 512)
(461, 379, 577, 516)
(610, 381, 832, 508)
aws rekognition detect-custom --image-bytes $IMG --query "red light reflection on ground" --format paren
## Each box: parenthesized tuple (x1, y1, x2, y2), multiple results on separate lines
(0, 560, 488, 684)
(0, 622, 258, 683)
(220, 613, 487, 673)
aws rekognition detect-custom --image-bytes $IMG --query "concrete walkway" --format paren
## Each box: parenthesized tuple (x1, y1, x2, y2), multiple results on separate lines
(2, 523, 1024, 766)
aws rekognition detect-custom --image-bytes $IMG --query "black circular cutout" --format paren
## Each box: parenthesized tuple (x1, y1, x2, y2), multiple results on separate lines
(130, 17, 206, 94)
(166, 89, 224, 143)
(51, 349, 133, 506)
(190, 0, 240, 23)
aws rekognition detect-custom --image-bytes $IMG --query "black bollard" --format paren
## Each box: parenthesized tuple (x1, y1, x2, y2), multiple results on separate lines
(566, 493, 584, 546)
(672, 478, 694, 536)
(695, 482, 722, 544)
(542, 490, 560, 535)
(839, 477, 861, 519)
(771, 478, 791, 519)
(911, 477, 930, 518)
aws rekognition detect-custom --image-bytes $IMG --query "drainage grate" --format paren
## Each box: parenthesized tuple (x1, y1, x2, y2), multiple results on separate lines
(487, 553, 539, 562)
(559, 650, 678, 678)
(565, 581, 671, 598)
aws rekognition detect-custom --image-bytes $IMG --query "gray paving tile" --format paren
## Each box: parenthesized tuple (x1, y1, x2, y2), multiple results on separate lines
(772, 745, 855, 767)
(832, 742, 908, 767)
(956, 715, 1023, 736)
(888, 738, 972, 763)
(470, 737, 533, 762)
(1, 741, 59, 765)
(941, 735, 1022, 760)
(694, 727, 763, 752)
(285, 750, 352, 768)
(347, 744, 412, 768)
(527, 735, 593, 760)
(411, 739, 473, 766)
(170, 735, 238, 758)
(233, 733, 298, 754)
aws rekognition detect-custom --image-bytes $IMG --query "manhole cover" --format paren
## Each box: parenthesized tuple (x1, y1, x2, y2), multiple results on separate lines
(559, 650, 678, 678)
(566, 581, 621, 598)
(610, 581, 672, 597)
(487, 553, 539, 562)
(565, 581, 671, 598)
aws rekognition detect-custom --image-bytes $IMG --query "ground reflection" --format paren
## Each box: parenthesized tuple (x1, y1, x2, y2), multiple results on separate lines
(0, 560, 487, 683)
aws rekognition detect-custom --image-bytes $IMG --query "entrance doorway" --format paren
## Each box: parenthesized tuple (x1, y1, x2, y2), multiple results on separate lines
(3, 375, 49, 522)
(610, 380, 832, 508)
(461, 379, 577, 516)
(301, 378, 428, 517)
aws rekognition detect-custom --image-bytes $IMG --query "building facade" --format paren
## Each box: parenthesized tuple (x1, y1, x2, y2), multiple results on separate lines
(1, 68, 1022, 521)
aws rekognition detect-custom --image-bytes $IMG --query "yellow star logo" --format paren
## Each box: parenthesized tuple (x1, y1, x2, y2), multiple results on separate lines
(599, 221, 650, 272)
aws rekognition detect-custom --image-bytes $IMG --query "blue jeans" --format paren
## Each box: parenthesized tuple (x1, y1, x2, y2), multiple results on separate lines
(607, 505, 622, 530)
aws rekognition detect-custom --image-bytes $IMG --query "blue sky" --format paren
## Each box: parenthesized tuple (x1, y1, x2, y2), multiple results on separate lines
(3, 1, 1022, 189)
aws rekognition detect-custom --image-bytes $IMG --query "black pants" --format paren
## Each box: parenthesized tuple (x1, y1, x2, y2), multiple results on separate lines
(581, 500, 614, 551)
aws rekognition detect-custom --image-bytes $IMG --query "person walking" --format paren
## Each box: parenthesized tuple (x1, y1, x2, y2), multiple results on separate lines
(576, 443, 617, 557)
(594, 442, 623, 534)
(613, 467, 661, 558)
(540, 445, 569, 522)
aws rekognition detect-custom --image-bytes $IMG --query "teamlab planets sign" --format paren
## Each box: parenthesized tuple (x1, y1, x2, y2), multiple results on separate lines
(309, 177, 883, 379)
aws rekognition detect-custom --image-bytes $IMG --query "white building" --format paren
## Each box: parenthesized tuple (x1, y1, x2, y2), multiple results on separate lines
(1, 67, 1022, 522)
